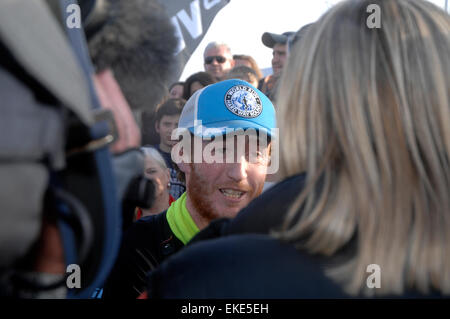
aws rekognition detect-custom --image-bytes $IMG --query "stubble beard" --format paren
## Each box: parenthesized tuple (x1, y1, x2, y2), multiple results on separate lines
(187, 165, 265, 224)
(187, 165, 218, 224)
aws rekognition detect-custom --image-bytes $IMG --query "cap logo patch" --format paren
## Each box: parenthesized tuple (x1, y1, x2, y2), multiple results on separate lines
(224, 85, 262, 118)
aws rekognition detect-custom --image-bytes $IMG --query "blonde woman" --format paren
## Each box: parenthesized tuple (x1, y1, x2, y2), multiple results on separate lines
(135, 147, 174, 219)
(147, 0, 450, 298)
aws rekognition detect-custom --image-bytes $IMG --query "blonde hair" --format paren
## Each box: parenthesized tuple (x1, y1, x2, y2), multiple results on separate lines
(275, 0, 450, 296)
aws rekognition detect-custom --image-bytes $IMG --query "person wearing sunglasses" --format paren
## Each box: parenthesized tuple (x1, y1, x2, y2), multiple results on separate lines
(203, 42, 235, 81)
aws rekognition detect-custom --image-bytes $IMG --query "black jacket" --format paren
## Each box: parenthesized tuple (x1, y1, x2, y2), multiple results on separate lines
(148, 233, 350, 298)
(102, 211, 183, 299)
(145, 173, 351, 298)
(147, 173, 447, 298)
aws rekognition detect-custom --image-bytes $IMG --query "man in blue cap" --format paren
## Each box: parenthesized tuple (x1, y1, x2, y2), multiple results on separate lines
(102, 79, 277, 298)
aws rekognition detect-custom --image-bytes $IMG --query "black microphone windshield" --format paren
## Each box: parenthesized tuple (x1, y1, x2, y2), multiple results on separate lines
(83, 0, 179, 111)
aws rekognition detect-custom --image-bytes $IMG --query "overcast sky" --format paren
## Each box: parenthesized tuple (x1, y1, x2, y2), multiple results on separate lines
(179, 0, 448, 81)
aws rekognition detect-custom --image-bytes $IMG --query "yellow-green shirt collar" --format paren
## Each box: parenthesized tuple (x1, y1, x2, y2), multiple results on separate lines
(166, 192, 199, 245)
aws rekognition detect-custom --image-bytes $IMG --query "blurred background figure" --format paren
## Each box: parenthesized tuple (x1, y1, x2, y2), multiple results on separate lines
(258, 30, 293, 102)
(225, 65, 259, 87)
(182, 71, 216, 101)
(203, 41, 235, 81)
(233, 54, 263, 81)
(168, 82, 185, 99)
(135, 147, 175, 220)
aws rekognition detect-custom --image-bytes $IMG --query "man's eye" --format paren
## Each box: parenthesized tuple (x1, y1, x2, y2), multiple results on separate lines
(146, 169, 156, 174)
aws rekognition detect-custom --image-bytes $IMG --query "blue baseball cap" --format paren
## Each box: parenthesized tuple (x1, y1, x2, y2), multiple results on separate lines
(178, 79, 276, 138)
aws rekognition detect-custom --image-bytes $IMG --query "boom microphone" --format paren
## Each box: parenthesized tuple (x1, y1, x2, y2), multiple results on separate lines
(80, 0, 179, 111)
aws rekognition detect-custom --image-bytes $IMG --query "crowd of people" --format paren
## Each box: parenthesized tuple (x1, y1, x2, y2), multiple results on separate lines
(0, 0, 449, 301)
(168, 31, 293, 104)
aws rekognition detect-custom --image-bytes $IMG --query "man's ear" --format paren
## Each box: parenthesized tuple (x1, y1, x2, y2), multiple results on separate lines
(155, 120, 160, 134)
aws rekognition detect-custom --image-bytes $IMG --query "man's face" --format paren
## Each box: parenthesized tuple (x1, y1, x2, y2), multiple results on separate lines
(204, 46, 234, 80)
(183, 135, 270, 223)
(271, 43, 288, 77)
(155, 114, 180, 150)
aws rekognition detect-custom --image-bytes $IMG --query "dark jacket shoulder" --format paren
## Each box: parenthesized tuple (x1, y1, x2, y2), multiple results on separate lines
(102, 211, 183, 298)
(148, 233, 347, 298)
